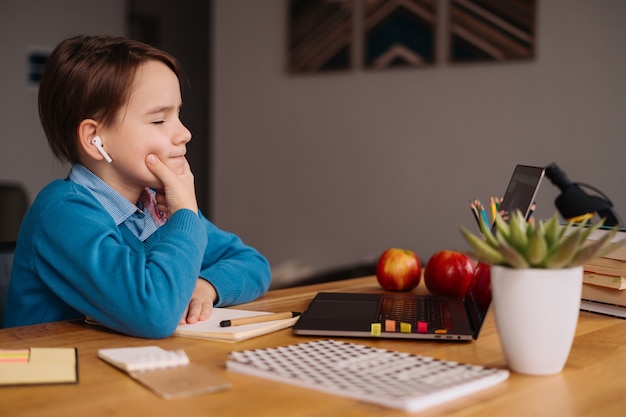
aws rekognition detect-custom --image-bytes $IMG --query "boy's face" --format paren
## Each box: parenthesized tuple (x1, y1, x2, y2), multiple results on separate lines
(97, 60, 191, 197)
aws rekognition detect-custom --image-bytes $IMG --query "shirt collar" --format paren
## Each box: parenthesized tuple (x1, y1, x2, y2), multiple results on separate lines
(68, 164, 140, 226)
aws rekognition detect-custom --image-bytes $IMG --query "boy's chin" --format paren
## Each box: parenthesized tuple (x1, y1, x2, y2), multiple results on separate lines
(166, 157, 186, 175)
(144, 177, 164, 191)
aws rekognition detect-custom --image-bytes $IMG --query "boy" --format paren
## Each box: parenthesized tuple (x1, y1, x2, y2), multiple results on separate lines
(3, 35, 271, 338)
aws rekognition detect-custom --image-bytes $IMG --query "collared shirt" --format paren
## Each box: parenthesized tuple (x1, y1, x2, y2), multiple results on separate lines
(68, 164, 159, 241)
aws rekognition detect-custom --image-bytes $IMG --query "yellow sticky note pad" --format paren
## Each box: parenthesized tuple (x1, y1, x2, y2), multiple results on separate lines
(0, 348, 78, 385)
(370, 323, 382, 336)
(400, 322, 412, 333)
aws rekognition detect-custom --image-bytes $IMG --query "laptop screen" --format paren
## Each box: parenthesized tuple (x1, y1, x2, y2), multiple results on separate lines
(464, 165, 545, 336)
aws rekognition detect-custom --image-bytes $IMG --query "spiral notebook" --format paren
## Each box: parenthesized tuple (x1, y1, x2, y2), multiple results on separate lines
(98, 346, 231, 399)
(227, 339, 509, 412)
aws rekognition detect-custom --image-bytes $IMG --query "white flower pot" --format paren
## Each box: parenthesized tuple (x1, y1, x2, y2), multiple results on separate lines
(490, 265, 583, 375)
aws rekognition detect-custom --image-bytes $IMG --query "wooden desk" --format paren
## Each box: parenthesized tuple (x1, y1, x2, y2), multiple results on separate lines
(1, 276, 625, 417)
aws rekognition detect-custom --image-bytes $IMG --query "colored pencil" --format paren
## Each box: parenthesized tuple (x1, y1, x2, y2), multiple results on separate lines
(469, 200, 481, 227)
(477, 199, 489, 226)
(490, 196, 497, 224)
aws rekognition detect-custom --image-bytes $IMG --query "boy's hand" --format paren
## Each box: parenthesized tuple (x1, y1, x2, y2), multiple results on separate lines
(145, 154, 198, 215)
(180, 279, 217, 324)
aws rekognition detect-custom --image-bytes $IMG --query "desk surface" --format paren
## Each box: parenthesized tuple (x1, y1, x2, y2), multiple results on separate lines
(1, 276, 625, 417)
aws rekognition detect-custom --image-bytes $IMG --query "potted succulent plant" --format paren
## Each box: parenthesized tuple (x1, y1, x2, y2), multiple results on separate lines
(460, 210, 624, 375)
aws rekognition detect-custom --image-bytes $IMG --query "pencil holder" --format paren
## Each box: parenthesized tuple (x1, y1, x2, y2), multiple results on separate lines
(490, 265, 583, 375)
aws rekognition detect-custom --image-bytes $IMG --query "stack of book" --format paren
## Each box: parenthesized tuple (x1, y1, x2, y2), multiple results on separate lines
(581, 230, 626, 319)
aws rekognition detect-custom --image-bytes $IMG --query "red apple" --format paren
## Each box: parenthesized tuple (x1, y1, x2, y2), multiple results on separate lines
(376, 248, 421, 291)
(467, 262, 491, 312)
(424, 250, 474, 298)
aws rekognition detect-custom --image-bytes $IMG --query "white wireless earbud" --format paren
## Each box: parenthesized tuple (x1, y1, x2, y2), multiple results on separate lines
(92, 136, 112, 163)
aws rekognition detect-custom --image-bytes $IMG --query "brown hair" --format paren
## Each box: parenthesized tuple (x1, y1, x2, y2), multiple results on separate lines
(38, 35, 185, 164)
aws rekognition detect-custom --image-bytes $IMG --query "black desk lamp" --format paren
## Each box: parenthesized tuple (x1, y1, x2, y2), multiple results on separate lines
(545, 163, 621, 226)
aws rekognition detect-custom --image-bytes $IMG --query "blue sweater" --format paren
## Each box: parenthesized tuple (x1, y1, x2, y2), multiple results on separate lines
(3, 178, 271, 338)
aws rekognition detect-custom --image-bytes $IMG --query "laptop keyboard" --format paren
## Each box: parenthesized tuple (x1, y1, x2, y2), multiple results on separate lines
(379, 296, 450, 333)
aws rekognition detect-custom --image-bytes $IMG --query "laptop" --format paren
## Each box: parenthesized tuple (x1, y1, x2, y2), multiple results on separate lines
(292, 165, 545, 341)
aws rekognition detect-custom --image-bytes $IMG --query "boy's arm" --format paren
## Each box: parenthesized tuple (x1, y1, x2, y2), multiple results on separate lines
(31, 196, 207, 338)
(198, 214, 271, 307)
(147, 154, 270, 308)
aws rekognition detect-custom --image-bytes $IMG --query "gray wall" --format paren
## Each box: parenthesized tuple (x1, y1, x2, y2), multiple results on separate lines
(0, 0, 126, 201)
(2, 1, 625, 287)
(212, 0, 626, 284)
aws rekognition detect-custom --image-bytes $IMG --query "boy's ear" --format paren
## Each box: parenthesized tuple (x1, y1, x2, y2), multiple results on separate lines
(77, 119, 104, 161)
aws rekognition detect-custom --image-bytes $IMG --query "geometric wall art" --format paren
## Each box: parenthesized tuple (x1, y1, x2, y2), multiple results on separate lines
(287, 0, 354, 73)
(287, 0, 538, 73)
(449, 0, 537, 63)
(363, 0, 438, 69)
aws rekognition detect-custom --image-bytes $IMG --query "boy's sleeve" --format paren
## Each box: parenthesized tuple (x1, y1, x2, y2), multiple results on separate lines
(30, 196, 207, 338)
(197, 214, 271, 306)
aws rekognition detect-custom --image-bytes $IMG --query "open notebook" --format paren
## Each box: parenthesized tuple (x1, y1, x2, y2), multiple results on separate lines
(85, 308, 299, 342)
(174, 308, 300, 342)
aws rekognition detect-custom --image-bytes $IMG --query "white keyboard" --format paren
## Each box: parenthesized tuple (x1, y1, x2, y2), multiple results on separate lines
(227, 339, 509, 412)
